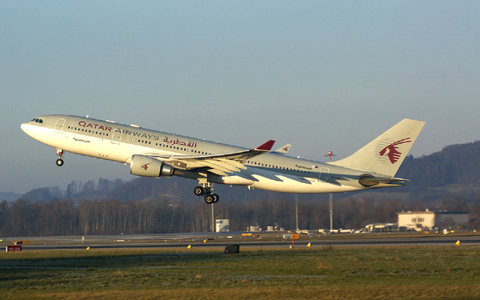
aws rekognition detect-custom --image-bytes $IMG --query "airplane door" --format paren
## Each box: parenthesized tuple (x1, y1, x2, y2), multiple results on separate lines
(54, 118, 66, 133)
(111, 128, 122, 144)
(319, 167, 330, 182)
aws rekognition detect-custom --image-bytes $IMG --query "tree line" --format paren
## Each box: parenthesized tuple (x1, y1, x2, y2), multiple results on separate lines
(2, 192, 479, 237)
(5, 139, 480, 237)
(397, 140, 480, 187)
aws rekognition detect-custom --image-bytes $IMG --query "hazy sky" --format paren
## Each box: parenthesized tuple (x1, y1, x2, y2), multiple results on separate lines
(2, 1, 480, 194)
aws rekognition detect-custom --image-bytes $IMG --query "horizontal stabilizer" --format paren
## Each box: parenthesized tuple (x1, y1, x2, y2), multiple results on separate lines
(359, 174, 409, 187)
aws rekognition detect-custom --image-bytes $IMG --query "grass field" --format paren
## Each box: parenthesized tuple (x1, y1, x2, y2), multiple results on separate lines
(1, 246, 480, 299)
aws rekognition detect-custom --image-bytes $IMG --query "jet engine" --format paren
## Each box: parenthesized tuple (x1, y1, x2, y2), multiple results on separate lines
(130, 155, 175, 178)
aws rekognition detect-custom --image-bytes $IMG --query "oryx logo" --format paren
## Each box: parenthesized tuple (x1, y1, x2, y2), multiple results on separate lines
(379, 138, 411, 164)
(141, 163, 150, 170)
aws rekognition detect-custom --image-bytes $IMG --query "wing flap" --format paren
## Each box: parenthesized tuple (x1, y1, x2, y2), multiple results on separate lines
(207, 168, 228, 176)
(215, 158, 247, 170)
(196, 159, 241, 173)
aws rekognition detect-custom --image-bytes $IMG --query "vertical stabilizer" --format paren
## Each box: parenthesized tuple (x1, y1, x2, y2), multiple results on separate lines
(329, 119, 425, 177)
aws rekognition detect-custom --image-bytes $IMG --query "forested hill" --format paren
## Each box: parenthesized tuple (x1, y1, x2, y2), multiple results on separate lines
(396, 140, 480, 188)
(4, 141, 480, 236)
(12, 140, 480, 203)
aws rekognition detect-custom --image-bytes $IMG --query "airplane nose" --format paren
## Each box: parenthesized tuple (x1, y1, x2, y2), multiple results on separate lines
(21, 122, 33, 136)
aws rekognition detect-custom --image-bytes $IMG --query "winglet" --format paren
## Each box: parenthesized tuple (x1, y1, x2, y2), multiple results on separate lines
(275, 144, 292, 154)
(254, 140, 275, 151)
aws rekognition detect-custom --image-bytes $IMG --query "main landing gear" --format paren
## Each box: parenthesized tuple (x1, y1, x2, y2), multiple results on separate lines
(193, 183, 219, 204)
(56, 149, 64, 167)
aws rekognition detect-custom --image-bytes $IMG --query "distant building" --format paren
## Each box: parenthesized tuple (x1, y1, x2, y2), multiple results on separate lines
(266, 223, 282, 231)
(248, 225, 262, 232)
(365, 223, 400, 232)
(215, 219, 230, 233)
(397, 209, 469, 231)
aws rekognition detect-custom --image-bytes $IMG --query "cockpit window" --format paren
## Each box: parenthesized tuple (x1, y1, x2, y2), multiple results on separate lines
(31, 118, 44, 124)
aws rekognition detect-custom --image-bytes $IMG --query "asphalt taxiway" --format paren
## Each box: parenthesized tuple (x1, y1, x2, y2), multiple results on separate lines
(3, 232, 480, 251)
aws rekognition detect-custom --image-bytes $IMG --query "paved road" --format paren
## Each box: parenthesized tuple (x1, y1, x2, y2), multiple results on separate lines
(4, 233, 480, 251)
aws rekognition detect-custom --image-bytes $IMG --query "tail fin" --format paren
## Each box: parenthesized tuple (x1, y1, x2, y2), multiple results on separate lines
(330, 119, 425, 177)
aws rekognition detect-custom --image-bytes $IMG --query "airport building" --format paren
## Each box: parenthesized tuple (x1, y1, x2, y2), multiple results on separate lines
(215, 219, 230, 233)
(364, 223, 399, 232)
(397, 209, 469, 231)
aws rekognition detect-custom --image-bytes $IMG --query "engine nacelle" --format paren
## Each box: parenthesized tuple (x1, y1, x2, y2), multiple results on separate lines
(130, 155, 175, 178)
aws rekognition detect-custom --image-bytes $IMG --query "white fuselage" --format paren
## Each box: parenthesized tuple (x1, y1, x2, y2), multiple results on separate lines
(21, 115, 391, 194)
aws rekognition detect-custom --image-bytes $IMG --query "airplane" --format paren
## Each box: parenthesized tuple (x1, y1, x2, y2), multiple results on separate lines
(21, 115, 425, 204)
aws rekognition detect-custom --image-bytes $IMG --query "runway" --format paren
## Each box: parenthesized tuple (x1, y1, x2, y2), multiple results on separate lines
(3, 232, 480, 251)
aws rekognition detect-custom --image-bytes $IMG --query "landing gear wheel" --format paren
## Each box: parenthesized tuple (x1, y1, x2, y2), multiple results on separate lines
(204, 195, 215, 204)
(195, 182, 219, 204)
(204, 194, 220, 204)
(55, 149, 64, 167)
(56, 159, 64, 167)
(193, 186, 204, 196)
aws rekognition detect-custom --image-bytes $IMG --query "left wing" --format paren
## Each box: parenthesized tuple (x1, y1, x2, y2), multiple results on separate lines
(147, 140, 275, 176)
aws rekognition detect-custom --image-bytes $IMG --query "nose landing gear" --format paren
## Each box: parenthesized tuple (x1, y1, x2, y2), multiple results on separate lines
(56, 149, 64, 167)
